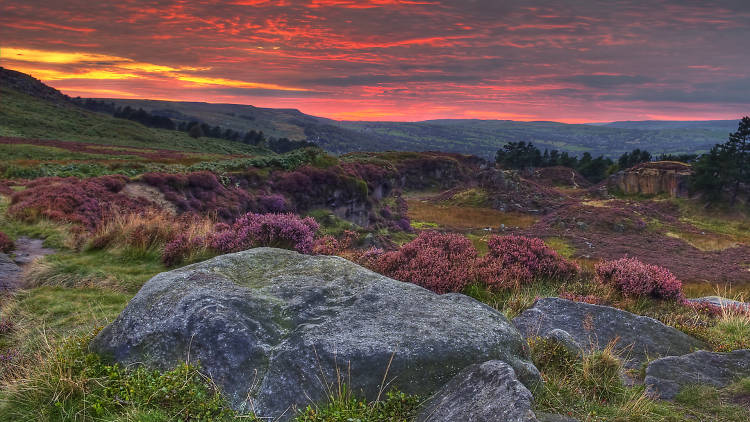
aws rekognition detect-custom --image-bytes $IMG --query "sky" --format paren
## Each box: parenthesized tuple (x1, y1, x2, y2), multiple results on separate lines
(1, 0, 749, 122)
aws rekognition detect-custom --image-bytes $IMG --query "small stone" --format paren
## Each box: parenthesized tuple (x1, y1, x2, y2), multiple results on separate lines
(416, 360, 537, 422)
(645, 349, 750, 399)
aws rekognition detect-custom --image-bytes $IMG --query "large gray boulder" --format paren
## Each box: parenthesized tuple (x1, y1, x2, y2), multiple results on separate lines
(416, 360, 537, 422)
(513, 298, 704, 368)
(645, 349, 750, 399)
(91, 248, 540, 420)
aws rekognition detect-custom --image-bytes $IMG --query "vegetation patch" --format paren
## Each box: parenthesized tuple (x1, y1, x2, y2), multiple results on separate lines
(406, 200, 536, 230)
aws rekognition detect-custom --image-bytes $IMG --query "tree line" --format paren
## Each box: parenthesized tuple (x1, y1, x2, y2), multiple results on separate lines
(495, 117, 750, 205)
(73, 98, 316, 154)
(494, 142, 659, 183)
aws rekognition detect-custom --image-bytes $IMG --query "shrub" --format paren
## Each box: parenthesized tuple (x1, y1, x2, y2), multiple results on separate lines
(312, 235, 340, 255)
(595, 257, 684, 301)
(8, 175, 151, 230)
(0, 231, 13, 253)
(362, 231, 478, 294)
(210, 212, 320, 254)
(162, 233, 209, 266)
(477, 235, 579, 288)
(142, 171, 254, 220)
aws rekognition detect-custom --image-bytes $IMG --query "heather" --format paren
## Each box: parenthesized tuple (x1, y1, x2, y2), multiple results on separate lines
(209, 212, 319, 254)
(477, 235, 580, 288)
(8, 175, 153, 230)
(361, 232, 580, 294)
(595, 257, 684, 301)
(362, 231, 479, 294)
(0, 231, 13, 253)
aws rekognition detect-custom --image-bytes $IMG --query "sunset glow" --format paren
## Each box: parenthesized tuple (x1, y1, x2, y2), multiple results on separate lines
(1, 0, 748, 122)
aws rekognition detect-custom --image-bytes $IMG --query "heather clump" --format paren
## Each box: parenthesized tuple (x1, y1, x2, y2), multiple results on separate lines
(8, 175, 150, 230)
(477, 235, 580, 288)
(209, 212, 320, 254)
(361, 231, 478, 294)
(595, 257, 684, 301)
(0, 231, 13, 253)
(141, 171, 254, 220)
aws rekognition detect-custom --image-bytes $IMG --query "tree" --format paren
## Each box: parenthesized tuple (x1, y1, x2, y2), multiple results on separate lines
(495, 141, 542, 169)
(188, 123, 204, 138)
(692, 116, 750, 205)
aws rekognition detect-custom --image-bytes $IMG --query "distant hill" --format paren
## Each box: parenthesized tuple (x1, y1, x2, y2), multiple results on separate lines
(1, 68, 733, 159)
(106, 98, 732, 159)
(597, 120, 737, 131)
(0, 68, 263, 155)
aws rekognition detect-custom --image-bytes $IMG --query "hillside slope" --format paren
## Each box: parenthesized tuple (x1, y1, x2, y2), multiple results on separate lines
(0, 69, 261, 155)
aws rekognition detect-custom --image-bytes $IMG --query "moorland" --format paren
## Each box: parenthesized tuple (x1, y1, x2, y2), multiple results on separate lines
(0, 67, 749, 421)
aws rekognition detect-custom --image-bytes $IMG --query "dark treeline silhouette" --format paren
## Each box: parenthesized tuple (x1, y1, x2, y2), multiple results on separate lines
(692, 116, 750, 204)
(494, 141, 703, 184)
(72, 98, 316, 152)
(495, 141, 620, 183)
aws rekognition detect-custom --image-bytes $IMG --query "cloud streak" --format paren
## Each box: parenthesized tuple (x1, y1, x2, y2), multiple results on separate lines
(0, 0, 748, 122)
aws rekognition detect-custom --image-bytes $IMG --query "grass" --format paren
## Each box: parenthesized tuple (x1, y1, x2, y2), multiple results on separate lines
(530, 336, 750, 421)
(442, 188, 490, 207)
(544, 237, 576, 258)
(406, 199, 536, 230)
(0, 86, 261, 155)
(22, 250, 166, 294)
(665, 231, 739, 252)
(0, 332, 235, 422)
(674, 198, 750, 245)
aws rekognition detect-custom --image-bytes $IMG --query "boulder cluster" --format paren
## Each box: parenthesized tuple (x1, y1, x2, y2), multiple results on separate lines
(92, 248, 748, 421)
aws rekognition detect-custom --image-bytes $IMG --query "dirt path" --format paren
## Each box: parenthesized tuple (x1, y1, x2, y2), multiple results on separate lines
(0, 237, 56, 290)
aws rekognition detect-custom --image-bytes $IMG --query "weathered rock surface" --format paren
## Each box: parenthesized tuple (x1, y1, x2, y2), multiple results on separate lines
(686, 296, 749, 312)
(0, 253, 21, 290)
(91, 248, 540, 420)
(607, 161, 692, 198)
(513, 298, 704, 368)
(645, 349, 750, 399)
(416, 360, 537, 422)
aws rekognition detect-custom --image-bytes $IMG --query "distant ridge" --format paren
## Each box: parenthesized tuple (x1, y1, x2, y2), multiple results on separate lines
(1, 68, 737, 158)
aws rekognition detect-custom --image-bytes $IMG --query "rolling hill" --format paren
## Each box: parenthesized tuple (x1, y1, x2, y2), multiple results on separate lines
(0, 68, 263, 155)
(107, 98, 734, 158)
(0, 68, 735, 159)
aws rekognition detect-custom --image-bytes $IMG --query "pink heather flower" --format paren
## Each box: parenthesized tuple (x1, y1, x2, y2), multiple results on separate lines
(595, 257, 684, 301)
(209, 212, 319, 254)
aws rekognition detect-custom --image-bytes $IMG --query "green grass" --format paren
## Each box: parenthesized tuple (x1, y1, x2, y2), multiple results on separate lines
(25, 249, 166, 294)
(530, 336, 750, 421)
(306, 209, 361, 237)
(0, 333, 235, 422)
(442, 188, 490, 207)
(0, 86, 261, 155)
(544, 237, 576, 259)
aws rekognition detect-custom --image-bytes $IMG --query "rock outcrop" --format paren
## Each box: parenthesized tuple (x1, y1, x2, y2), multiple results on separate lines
(416, 360, 537, 422)
(686, 296, 749, 312)
(607, 161, 692, 198)
(645, 349, 750, 399)
(512, 298, 704, 368)
(91, 248, 540, 420)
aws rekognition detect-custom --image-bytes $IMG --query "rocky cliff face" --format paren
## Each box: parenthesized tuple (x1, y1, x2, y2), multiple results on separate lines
(607, 161, 692, 197)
